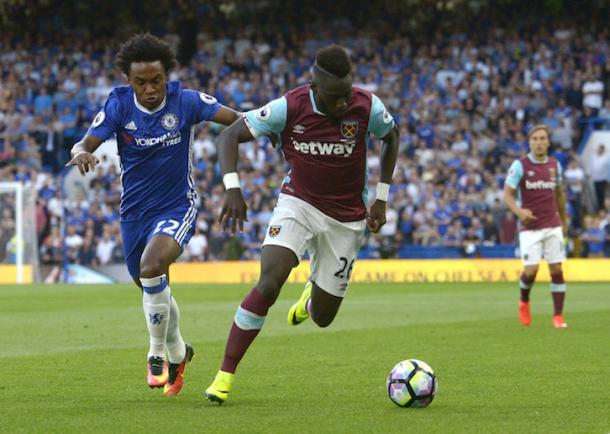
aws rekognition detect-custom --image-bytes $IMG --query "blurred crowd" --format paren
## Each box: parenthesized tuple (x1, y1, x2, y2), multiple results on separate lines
(2, 4, 610, 266)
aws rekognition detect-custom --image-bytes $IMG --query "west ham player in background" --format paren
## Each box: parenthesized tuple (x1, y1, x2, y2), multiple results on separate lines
(67, 33, 242, 395)
(503, 125, 569, 329)
(204, 45, 399, 404)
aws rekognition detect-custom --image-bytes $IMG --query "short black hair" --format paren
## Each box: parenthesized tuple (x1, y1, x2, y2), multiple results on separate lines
(115, 33, 176, 76)
(315, 45, 352, 78)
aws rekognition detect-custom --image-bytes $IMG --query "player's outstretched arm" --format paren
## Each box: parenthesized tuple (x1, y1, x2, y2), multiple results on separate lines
(368, 125, 399, 233)
(212, 105, 241, 127)
(66, 135, 103, 175)
(217, 117, 255, 235)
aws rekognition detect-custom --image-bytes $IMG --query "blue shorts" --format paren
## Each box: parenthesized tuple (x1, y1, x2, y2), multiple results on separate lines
(120, 206, 198, 277)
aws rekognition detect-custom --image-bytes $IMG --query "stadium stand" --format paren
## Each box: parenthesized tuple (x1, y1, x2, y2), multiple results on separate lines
(1, 1, 610, 272)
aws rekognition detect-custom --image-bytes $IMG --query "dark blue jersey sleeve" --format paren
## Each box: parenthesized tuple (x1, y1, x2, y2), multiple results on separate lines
(183, 89, 222, 124)
(87, 91, 122, 141)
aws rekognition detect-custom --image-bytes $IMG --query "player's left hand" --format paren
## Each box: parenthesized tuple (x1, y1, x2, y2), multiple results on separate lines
(219, 188, 248, 235)
(367, 200, 387, 233)
(66, 151, 99, 175)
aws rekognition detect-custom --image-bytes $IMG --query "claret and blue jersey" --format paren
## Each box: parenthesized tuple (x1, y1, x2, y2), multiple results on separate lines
(505, 153, 563, 231)
(242, 84, 395, 222)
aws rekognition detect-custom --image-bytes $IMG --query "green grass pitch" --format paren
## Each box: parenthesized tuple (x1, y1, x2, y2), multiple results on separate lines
(1, 281, 609, 433)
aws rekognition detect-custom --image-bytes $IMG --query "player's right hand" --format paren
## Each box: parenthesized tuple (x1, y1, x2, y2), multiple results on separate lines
(367, 200, 387, 233)
(219, 188, 248, 235)
(517, 208, 536, 224)
(66, 151, 99, 175)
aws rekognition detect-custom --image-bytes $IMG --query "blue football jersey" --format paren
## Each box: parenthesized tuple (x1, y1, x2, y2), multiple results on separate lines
(88, 81, 220, 221)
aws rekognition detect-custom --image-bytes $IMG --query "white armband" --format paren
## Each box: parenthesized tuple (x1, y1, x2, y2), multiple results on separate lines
(223, 172, 240, 190)
(376, 182, 390, 202)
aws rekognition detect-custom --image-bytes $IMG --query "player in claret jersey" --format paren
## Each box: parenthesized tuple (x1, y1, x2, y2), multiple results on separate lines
(503, 125, 569, 329)
(67, 33, 242, 395)
(204, 45, 399, 404)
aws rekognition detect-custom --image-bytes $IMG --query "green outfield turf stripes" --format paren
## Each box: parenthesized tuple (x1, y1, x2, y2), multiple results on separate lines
(1, 282, 609, 433)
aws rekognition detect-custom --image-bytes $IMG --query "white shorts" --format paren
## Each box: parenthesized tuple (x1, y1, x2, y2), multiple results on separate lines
(519, 226, 566, 266)
(262, 194, 366, 297)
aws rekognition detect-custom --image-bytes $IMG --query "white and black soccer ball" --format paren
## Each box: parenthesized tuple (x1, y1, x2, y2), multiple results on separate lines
(387, 359, 437, 408)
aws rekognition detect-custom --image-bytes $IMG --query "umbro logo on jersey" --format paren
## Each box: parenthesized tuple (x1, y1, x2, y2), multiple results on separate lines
(292, 124, 305, 134)
(527, 170, 535, 177)
(124, 121, 137, 131)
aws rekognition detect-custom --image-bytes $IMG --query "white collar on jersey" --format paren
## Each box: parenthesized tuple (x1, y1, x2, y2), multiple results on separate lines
(133, 93, 167, 114)
(308, 89, 325, 116)
(527, 153, 549, 164)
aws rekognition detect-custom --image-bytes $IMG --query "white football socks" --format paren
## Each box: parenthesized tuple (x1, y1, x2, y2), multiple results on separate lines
(141, 275, 170, 359)
(166, 296, 186, 364)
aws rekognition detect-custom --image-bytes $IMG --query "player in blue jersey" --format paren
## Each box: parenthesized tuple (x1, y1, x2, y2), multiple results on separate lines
(67, 33, 241, 395)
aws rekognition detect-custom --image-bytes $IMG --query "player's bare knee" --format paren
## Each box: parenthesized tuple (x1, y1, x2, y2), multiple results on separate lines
(311, 304, 338, 327)
(139, 259, 167, 279)
(311, 311, 335, 328)
(523, 266, 539, 280)
(255, 276, 282, 303)
(256, 264, 290, 302)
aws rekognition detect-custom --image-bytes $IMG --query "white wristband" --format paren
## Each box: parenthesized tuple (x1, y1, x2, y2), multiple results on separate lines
(376, 182, 390, 202)
(223, 172, 240, 190)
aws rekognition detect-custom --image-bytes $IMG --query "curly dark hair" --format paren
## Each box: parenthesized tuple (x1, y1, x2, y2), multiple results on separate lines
(115, 33, 176, 76)
(315, 45, 352, 78)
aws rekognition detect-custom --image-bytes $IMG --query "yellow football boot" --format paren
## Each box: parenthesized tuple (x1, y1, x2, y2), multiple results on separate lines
(204, 370, 234, 405)
(287, 281, 312, 326)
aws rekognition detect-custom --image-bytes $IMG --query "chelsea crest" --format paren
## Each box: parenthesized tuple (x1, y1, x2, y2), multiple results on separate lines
(162, 113, 179, 130)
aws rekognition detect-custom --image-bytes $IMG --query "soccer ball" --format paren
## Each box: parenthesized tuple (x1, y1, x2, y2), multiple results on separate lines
(387, 359, 437, 408)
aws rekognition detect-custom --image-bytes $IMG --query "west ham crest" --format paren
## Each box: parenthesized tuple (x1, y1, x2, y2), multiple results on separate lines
(268, 225, 281, 237)
(162, 113, 178, 130)
(341, 120, 358, 139)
